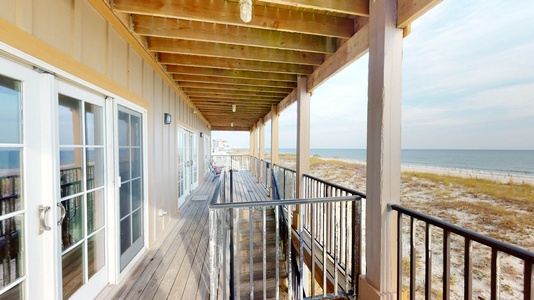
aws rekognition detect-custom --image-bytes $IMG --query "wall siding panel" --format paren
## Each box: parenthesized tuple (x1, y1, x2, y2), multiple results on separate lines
(32, 0, 73, 56)
(80, 0, 107, 75)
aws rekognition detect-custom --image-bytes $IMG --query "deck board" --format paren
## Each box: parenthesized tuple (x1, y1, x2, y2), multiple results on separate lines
(96, 171, 269, 300)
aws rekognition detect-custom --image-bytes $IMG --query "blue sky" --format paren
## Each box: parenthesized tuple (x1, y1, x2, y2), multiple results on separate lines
(213, 0, 534, 150)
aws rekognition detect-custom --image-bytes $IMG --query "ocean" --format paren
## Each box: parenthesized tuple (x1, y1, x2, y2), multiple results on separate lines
(277, 148, 534, 179)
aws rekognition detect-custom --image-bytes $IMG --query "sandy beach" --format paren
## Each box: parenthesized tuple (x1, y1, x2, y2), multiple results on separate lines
(250, 151, 534, 299)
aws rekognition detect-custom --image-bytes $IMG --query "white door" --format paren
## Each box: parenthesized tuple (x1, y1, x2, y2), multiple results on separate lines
(0, 58, 43, 299)
(56, 81, 108, 300)
(177, 127, 187, 207)
(116, 105, 144, 272)
(177, 127, 199, 207)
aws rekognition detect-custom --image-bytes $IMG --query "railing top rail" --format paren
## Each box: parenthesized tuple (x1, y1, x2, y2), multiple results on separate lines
(209, 168, 226, 206)
(273, 163, 296, 174)
(303, 173, 367, 199)
(212, 154, 249, 157)
(391, 203, 534, 263)
(209, 195, 360, 210)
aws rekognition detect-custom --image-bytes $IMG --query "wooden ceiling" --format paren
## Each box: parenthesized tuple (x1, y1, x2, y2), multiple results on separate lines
(104, 0, 439, 131)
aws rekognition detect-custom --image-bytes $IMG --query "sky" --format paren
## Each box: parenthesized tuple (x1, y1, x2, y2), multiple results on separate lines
(213, 0, 534, 150)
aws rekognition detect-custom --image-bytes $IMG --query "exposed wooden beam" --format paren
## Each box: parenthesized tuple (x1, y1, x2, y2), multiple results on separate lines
(148, 37, 323, 66)
(308, 22, 369, 92)
(166, 66, 297, 82)
(277, 89, 297, 113)
(114, 0, 354, 38)
(211, 126, 250, 131)
(183, 88, 287, 98)
(185, 92, 283, 101)
(159, 53, 313, 75)
(87, 0, 211, 127)
(134, 15, 337, 54)
(258, 0, 369, 16)
(191, 99, 280, 106)
(178, 82, 293, 94)
(397, 0, 442, 28)
(174, 75, 296, 89)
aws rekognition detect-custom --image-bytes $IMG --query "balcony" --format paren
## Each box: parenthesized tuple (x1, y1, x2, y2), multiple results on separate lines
(97, 155, 534, 299)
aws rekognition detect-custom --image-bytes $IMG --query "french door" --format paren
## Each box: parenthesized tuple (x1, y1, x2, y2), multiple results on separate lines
(57, 81, 108, 300)
(177, 127, 198, 208)
(116, 105, 144, 272)
(0, 57, 109, 299)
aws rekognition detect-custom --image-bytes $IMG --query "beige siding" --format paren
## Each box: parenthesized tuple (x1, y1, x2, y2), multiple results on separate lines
(80, 0, 107, 75)
(0, 0, 212, 248)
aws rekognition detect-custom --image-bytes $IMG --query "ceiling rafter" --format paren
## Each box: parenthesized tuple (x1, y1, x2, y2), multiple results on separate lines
(258, 0, 369, 16)
(114, 0, 355, 38)
(147, 37, 324, 66)
(165, 66, 297, 82)
(173, 75, 297, 89)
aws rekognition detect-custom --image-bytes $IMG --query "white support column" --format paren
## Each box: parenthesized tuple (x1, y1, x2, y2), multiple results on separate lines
(360, 0, 403, 299)
(271, 105, 279, 166)
(253, 124, 259, 177)
(296, 76, 310, 199)
(259, 118, 265, 183)
(249, 127, 254, 172)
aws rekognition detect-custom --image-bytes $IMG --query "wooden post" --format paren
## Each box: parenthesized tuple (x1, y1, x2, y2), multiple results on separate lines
(295, 76, 310, 228)
(271, 105, 279, 166)
(359, 0, 403, 299)
(253, 124, 259, 177)
(258, 118, 265, 183)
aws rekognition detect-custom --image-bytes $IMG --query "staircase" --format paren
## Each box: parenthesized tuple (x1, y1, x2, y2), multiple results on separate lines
(235, 207, 289, 299)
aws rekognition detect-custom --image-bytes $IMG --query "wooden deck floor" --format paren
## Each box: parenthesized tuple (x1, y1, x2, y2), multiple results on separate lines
(96, 170, 269, 300)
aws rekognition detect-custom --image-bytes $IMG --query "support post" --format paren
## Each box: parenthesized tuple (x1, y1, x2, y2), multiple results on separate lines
(295, 76, 310, 228)
(249, 127, 254, 172)
(271, 105, 279, 166)
(259, 118, 265, 183)
(359, 0, 403, 299)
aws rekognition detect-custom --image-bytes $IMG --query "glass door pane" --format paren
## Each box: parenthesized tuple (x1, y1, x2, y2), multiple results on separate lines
(118, 106, 143, 271)
(0, 74, 25, 299)
(58, 89, 106, 299)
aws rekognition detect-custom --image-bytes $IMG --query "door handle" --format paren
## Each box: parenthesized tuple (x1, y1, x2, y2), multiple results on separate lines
(57, 202, 66, 225)
(39, 205, 51, 234)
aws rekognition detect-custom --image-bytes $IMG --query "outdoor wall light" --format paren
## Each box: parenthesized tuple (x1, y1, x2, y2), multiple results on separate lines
(164, 113, 172, 124)
(239, 0, 252, 23)
(232, 104, 236, 112)
(231, 122, 234, 127)
(200, 132, 204, 138)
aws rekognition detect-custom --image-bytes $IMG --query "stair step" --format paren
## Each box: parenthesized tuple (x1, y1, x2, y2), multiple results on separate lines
(238, 208, 275, 218)
(236, 259, 285, 274)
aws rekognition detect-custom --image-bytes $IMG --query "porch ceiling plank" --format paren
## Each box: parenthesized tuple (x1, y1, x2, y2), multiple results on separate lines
(307, 22, 369, 93)
(159, 53, 313, 75)
(178, 82, 293, 94)
(191, 99, 279, 106)
(113, 0, 355, 38)
(133, 15, 337, 54)
(211, 126, 250, 131)
(258, 0, 369, 16)
(173, 75, 297, 89)
(397, 0, 442, 28)
(185, 92, 284, 101)
(147, 37, 324, 66)
(166, 66, 298, 82)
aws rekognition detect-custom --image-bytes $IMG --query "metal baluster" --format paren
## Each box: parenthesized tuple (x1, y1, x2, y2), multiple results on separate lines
(288, 204, 293, 299)
(249, 207, 254, 299)
(235, 208, 241, 299)
(311, 202, 315, 297)
(275, 205, 280, 300)
(425, 223, 432, 299)
(345, 198, 349, 292)
(209, 209, 217, 300)
(410, 217, 416, 300)
(323, 202, 327, 297)
(334, 193, 338, 295)
(443, 230, 451, 300)
(299, 203, 304, 299)
(263, 207, 267, 300)
(397, 212, 403, 300)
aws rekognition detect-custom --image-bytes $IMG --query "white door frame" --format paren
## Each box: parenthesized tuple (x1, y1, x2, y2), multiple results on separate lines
(109, 98, 149, 283)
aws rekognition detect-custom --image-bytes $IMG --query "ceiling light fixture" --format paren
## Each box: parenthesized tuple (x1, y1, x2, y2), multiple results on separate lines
(232, 104, 237, 113)
(239, 0, 252, 23)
